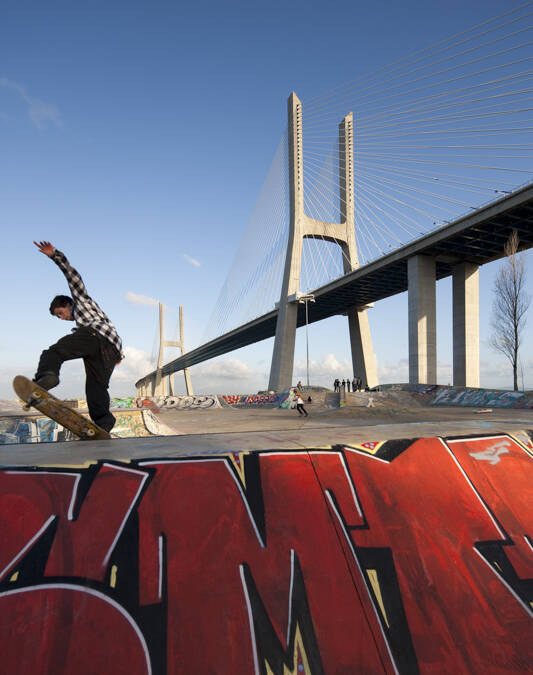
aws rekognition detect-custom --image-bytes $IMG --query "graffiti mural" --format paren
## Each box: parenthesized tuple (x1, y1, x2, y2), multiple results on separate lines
(431, 387, 526, 407)
(114, 396, 220, 411)
(112, 397, 136, 409)
(108, 410, 175, 438)
(220, 394, 241, 406)
(221, 393, 282, 407)
(242, 393, 280, 406)
(0, 432, 532, 673)
(0, 416, 75, 444)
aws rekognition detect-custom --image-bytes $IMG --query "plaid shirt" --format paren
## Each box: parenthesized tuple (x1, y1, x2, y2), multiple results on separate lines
(52, 249, 124, 359)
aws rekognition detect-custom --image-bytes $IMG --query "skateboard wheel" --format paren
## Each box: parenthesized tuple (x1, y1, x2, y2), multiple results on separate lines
(31, 391, 42, 400)
(85, 428, 96, 437)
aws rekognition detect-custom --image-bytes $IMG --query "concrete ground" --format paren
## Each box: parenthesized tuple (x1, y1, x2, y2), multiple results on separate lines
(0, 392, 532, 466)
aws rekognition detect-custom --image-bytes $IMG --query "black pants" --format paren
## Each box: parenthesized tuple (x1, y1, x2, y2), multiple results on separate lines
(35, 326, 119, 432)
(296, 403, 308, 417)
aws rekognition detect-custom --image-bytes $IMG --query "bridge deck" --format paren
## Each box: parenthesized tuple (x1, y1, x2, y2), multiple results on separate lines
(137, 182, 533, 383)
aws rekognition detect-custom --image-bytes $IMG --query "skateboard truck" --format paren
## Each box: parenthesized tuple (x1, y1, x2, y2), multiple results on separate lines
(23, 390, 43, 411)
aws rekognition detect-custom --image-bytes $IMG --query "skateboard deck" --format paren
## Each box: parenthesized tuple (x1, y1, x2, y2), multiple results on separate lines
(13, 375, 111, 440)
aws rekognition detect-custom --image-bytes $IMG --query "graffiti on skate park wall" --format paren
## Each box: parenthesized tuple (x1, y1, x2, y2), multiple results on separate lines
(1, 432, 532, 673)
(221, 393, 281, 407)
(0, 416, 75, 444)
(113, 395, 220, 410)
(113, 393, 286, 410)
(431, 387, 526, 407)
(220, 394, 240, 405)
(111, 397, 136, 409)
(112, 410, 175, 437)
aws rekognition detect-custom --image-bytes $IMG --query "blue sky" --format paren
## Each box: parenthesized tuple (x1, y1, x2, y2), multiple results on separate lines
(1, 0, 531, 398)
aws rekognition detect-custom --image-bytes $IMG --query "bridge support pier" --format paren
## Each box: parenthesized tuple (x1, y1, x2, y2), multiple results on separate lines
(269, 300, 299, 394)
(453, 262, 479, 387)
(348, 307, 378, 389)
(408, 255, 437, 384)
(408, 257, 480, 387)
(268, 92, 377, 392)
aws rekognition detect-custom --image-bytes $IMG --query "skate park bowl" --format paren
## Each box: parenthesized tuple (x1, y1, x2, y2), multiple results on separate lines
(0, 389, 532, 672)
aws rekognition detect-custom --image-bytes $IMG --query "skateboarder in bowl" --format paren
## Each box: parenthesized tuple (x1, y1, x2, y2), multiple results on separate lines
(32, 241, 123, 432)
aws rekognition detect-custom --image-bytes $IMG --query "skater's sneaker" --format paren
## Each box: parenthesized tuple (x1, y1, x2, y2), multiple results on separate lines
(34, 372, 59, 391)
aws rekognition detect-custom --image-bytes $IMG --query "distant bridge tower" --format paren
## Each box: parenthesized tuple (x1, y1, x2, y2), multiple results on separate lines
(268, 92, 378, 392)
(138, 303, 193, 397)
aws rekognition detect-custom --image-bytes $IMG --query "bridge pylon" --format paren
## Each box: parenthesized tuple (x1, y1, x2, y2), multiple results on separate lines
(268, 92, 378, 392)
(138, 303, 194, 397)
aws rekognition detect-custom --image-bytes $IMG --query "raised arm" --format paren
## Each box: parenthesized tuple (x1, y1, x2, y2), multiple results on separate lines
(34, 240, 55, 257)
(33, 240, 90, 301)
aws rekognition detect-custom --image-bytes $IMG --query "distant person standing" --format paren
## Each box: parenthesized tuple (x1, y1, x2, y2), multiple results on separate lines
(296, 380, 303, 393)
(352, 377, 357, 392)
(346, 378, 351, 392)
(341, 379, 346, 391)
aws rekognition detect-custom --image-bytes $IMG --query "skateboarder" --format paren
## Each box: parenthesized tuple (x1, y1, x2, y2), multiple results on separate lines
(293, 389, 308, 417)
(32, 241, 123, 432)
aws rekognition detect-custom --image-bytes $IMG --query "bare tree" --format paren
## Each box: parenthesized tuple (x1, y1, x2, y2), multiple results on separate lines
(490, 230, 530, 390)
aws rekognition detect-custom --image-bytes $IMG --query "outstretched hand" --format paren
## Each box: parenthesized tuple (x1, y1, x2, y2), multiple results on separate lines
(33, 241, 55, 257)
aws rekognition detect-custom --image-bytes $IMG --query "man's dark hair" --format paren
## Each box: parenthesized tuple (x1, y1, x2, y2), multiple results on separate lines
(49, 295, 73, 315)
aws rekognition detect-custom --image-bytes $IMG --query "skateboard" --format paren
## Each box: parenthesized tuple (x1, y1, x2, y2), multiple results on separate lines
(13, 375, 111, 440)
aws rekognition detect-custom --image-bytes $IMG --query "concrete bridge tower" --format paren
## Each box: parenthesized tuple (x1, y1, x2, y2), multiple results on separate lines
(268, 92, 378, 392)
(138, 303, 193, 397)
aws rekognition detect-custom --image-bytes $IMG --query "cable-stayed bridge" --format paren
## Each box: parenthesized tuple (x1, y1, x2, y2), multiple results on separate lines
(137, 5, 533, 394)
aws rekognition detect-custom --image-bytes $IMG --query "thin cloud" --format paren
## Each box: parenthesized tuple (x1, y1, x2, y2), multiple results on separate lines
(0, 77, 62, 129)
(183, 254, 201, 268)
(125, 291, 159, 307)
(112, 346, 156, 384)
(294, 353, 351, 378)
(196, 357, 252, 379)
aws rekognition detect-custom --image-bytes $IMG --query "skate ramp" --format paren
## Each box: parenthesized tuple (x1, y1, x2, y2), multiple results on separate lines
(430, 386, 532, 407)
(379, 383, 533, 408)
(111, 408, 176, 438)
(344, 389, 426, 409)
(0, 429, 531, 672)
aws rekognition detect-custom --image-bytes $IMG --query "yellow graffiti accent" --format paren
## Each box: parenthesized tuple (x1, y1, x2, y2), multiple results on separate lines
(39, 459, 99, 469)
(345, 441, 386, 455)
(264, 624, 313, 675)
(493, 562, 502, 573)
(223, 451, 250, 488)
(366, 569, 390, 628)
(110, 565, 118, 588)
(508, 433, 533, 458)
(10, 571, 19, 582)
(38, 458, 133, 469)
